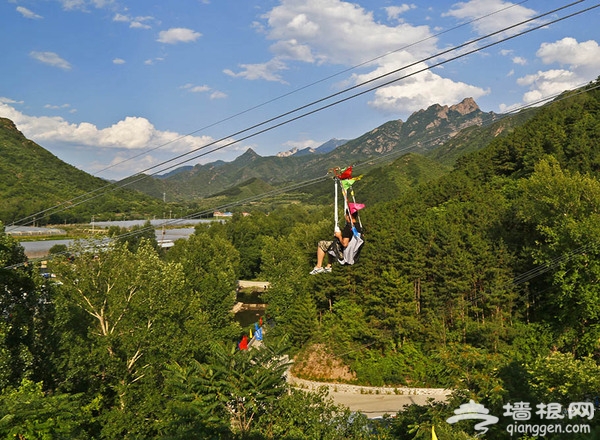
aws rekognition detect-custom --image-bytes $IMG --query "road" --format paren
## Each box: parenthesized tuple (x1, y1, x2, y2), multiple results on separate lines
(287, 373, 451, 418)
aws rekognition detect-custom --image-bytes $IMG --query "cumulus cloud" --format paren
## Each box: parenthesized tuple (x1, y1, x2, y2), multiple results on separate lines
(16, 6, 43, 19)
(368, 68, 489, 114)
(112, 58, 126, 64)
(517, 69, 579, 104)
(157, 28, 202, 44)
(0, 100, 229, 178)
(385, 4, 415, 21)
(537, 37, 600, 76)
(515, 38, 600, 105)
(512, 56, 526, 65)
(230, 0, 489, 114)
(443, 0, 537, 37)
(263, 0, 434, 66)
(30, 51, 72, 70)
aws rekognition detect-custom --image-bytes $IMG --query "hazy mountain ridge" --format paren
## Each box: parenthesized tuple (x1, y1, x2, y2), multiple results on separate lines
(0, 96, 521, 220)
(132, 97, 501, 201)
(276, 138, 349, 157)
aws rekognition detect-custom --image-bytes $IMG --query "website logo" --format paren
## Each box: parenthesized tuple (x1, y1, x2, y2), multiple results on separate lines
(447, 399, 593, 437)
(446, 399, 499, 435)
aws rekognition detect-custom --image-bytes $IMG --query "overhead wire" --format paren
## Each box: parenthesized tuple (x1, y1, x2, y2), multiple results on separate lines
(5, 2, 600, 284)
(7, 79, 599, 271)
(6, 0, 533, 230)
(6, 0, 591, 230)
(90, 0, 532, 178)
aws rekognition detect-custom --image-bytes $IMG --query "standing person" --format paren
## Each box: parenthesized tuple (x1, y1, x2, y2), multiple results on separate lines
(310, 210, 359, 274)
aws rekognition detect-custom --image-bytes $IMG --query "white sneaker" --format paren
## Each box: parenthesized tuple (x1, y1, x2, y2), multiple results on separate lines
(309, 267, 325, 275)
(324, 266, 332, 273)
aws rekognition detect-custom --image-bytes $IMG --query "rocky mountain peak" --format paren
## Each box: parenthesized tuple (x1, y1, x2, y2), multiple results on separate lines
(449, 97, 480, 116)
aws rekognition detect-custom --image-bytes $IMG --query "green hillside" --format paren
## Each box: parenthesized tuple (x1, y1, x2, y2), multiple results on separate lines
(0, 118, 168, 225)
(126, 98, 499, 201)
(2, 81, 600, 438)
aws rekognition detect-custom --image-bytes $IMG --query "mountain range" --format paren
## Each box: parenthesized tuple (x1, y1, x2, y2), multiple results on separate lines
(126, 97, 506, 201)
(0, 95, 543, 225)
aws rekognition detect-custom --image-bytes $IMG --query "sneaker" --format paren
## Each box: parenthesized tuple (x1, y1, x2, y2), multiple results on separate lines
(324, 266, 332, 273)
(309, 267, 325, 275)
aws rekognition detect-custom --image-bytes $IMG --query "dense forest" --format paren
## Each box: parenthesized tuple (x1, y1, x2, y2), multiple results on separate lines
(2, 82, 600, 439)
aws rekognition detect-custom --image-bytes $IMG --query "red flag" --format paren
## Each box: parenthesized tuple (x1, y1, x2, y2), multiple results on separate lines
(335, 166, 353, 180)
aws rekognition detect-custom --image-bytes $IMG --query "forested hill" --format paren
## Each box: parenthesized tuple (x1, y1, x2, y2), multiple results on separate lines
(127, 97, 501, 200)
(0, 118, 166, 225)
(3, 82, 600, 438)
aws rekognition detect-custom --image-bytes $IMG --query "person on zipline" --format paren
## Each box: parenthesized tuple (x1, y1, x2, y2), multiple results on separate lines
(310, 209, 359, 275)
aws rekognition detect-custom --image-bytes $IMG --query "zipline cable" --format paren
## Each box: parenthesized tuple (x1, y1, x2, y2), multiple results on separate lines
(91, 0, 532, 178)
(7, 80, 599, 270)
(7, 0, 591, 230)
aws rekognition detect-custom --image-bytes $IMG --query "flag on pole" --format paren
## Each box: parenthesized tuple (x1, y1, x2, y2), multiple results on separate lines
(432, 425, 438, 440)
(347, 202, 365, 214)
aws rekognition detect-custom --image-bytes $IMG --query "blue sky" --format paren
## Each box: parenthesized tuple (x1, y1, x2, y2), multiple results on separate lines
(1, 0, 598, 180)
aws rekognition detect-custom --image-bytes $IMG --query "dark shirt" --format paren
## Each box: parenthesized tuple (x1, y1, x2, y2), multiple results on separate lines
(341, 223, 353, 240)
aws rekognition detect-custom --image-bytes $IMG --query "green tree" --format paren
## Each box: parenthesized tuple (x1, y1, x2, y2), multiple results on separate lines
(0, 379, 87, 439)
(165, 231, 240, 339)
(48, 240, 213, 437)
(162, 342, 290, 439)
(0, 223, 55, 390)
(109, 220, 159, 253)
(516, 158, 600, 354)
(527, 351, 600, 405)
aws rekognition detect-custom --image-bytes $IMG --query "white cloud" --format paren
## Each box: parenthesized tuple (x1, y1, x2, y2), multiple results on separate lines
(224, 59, 289, 83)
(58, 0, 115, 11)
(210, 91, 227, 100)
(113, 13, 154, 29)
(182, 84, 211, 93)
(44, 103, 71, 110)
(227, 0, 495, 115)
(517, 69, 579, 104)
(181, 84, 226, 99)
(113, 13, 129, 22)
(385, 4, 415, 21)
(144, 57, 164, 65)
(112, 58, 126, 64)
(59, 0, 86, 11)
(29, 51, 72, 70)
(515, 38, 600, 105)
(512, 56, 526, 65)
(16, 6, 43, 19)
(157, 28, 202, 44)
(367, 68, 489, 114)
(444, 0, 537, 36)
(0, 100, 232, 178)
(263, 0, 434, 66)
(537, 37, 600, 75)
(0, 97, 24, 105)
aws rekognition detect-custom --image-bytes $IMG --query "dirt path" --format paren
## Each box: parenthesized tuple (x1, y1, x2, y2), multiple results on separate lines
(287, 373, 451, 418)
